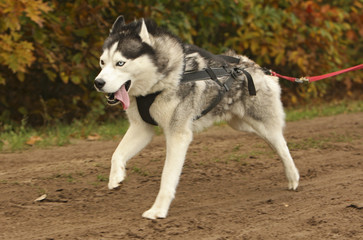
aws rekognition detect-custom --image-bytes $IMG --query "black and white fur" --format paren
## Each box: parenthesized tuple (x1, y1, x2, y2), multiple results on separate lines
(94, 16, 299, 219)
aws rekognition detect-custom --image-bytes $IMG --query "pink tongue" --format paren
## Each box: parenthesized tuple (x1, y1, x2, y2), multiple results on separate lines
(114, 84, 130, 110)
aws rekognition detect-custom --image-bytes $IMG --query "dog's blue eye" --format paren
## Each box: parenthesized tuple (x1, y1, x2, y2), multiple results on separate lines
(116, 61, 125, 67)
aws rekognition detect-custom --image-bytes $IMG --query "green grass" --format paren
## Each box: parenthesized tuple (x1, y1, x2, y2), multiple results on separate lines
(131, 166, 149, 176)
(0, 100, 362, 152)
(288, 132, 356, 150)
(0, 118, 129, 152)
(285, 100, 363, 122)
(96, 174, 109, 182)
(53, 173, 75, 183)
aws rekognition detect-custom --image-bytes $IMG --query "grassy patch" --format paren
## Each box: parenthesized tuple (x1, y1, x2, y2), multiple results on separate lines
(53, 173, 75, 183)
(288, 137, 332, 150)
(97, 174, 109, 182)
(288, 132, 357, 150)
(131, 166, 149, 177)
(285, 100, 363, 122)
(0, 100, 362, 152)
(227, 149, 273, 163)
(0, 119, 129, 152)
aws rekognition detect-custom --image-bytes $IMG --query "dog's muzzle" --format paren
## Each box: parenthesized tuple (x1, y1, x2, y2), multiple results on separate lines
(101, 80, 131, 106)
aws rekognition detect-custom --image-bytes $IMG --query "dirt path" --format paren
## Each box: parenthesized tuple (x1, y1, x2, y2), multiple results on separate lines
(1, 113, 362, 240)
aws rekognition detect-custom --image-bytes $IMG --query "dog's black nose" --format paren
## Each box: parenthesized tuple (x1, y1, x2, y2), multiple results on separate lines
(94, 78, 105, 90)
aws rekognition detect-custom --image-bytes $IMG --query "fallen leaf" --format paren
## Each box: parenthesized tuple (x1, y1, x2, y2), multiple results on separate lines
(87, 133, 101, 141)
(26, 136, 43, 145)
(34, 194, 47, 202)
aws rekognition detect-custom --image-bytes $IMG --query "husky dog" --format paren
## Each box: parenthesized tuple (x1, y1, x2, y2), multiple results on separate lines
(94, 16, 299, 219)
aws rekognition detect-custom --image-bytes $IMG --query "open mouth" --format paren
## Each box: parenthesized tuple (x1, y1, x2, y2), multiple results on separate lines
(105, 80, 131, 110)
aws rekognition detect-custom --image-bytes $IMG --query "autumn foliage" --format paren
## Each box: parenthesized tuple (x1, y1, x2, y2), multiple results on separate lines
(0, 0, 362, 126)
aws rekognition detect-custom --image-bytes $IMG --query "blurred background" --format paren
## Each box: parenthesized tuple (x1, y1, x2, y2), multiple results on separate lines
(1, 0, 362, 127)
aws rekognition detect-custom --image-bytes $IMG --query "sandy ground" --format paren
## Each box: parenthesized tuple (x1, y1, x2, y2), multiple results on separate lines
(0, 112, 362, 240)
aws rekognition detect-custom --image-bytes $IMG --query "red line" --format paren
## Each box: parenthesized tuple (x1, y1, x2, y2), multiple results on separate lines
(309, 64, 363, 82)
(271, 64, 363, 82)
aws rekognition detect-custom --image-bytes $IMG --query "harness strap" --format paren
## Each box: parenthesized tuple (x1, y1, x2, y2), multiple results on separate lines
(182, 68, 230, 82)
(136, 91, 161, 126)
(135, 55, 256, 126)
(218, 55, 241, 64)
(182, 67, 256, 96)
(195, 90, 224, 121)
(193, 71, 237, 120)
(239, 69, 256, 96)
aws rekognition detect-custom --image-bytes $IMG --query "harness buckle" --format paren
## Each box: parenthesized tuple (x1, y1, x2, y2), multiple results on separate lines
(231, 68, 243, 79)
(295, 77, 309, 83)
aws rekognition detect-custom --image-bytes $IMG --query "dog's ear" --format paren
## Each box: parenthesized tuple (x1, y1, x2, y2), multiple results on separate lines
(110, 15, 125, 35)
(139, 19, 151, 45)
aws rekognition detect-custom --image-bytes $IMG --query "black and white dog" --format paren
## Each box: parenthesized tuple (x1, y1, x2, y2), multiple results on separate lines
(94, 16, 299, 219)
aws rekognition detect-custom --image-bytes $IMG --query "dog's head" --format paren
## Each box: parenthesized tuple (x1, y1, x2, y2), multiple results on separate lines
(94, 16, 160, 109)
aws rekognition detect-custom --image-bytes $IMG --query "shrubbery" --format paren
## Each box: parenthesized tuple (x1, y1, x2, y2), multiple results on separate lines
(0, 0, 362, 126)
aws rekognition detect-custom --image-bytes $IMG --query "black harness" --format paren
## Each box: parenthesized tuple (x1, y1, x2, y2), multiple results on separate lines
(135, 55, 256, 126)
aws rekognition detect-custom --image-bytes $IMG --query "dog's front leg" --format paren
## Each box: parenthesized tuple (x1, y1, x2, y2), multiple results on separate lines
(108, 122, 154, 189)
(142, 129, 192, 219)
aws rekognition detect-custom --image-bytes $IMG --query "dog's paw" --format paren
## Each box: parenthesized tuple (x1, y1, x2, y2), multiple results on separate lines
(108, 166, 125, 190)
(108, 180, 121, 190)
(142, 208, 168, 220)
(288, 180, 299, 191)
(287, 169, 299, 191)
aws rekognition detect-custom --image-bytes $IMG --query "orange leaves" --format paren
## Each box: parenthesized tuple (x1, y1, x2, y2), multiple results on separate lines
(0, 0, 52, 79)
(26, 136, 43, 146)
(0, 0, 52, 30)
(0, 0, 23, 31)
(23, 0, 52, 27)
(0, 34, 35, 74)
(288, 48, 309, 73)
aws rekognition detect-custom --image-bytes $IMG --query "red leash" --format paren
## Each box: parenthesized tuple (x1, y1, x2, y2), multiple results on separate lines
(270, 64, 363, 83)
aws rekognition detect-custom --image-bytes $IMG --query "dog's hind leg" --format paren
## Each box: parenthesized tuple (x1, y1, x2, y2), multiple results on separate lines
(142, 127, 193, 219)
(229, 116, 299, 190)
(108, 122, 154, 189)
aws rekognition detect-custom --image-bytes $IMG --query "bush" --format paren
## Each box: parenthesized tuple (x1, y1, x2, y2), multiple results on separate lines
(0, 0, 362, 126)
